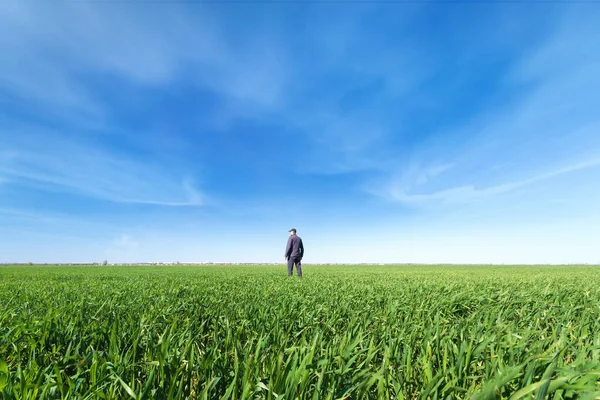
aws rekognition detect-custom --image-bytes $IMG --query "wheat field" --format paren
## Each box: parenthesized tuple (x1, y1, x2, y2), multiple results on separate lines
(1, 264, 599, 399)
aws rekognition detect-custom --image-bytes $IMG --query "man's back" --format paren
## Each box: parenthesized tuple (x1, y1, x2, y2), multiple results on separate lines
(285, 235, 304, 259)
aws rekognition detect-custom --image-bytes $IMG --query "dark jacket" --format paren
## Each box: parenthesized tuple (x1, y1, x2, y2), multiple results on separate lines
(285, 235, 304, 260)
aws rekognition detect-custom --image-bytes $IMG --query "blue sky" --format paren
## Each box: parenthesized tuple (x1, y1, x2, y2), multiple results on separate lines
(1, 1, 599, 264)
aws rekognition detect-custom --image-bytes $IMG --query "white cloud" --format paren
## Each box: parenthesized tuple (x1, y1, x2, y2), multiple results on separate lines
(372, 10, 600, 207)
(384, 159, 600, 205)
(0, 129, 203, 206)
(412, 163, 455, 186)
(0, 1, 428, 180)
(0, 0, 290, 112)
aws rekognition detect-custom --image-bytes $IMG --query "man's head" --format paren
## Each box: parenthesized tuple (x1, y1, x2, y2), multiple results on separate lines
(289, 228, 297, 236)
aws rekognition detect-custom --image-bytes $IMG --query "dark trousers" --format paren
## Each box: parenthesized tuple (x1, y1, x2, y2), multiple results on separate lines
(287, 257, 302, 277)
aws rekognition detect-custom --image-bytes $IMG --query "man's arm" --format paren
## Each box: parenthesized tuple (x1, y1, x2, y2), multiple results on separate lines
(300, 239, 304, 259)
(284, 237, 292, 259)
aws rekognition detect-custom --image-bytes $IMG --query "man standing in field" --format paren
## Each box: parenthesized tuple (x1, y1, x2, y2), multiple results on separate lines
(285, 228, 304, 278)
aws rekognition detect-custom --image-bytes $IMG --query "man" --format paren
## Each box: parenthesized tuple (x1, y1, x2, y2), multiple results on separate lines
(284, 228, 304, 277)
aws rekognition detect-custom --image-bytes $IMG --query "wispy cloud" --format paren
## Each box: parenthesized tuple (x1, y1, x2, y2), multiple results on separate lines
(0, 0, 291, 126)
(0, 2, 425, 179)
(369, 9, 600, 207)
(0, 208, 54, 222)
(0, 129, 203, 206)
(0, 0, 292, 207)
(383, 159, 600, 205)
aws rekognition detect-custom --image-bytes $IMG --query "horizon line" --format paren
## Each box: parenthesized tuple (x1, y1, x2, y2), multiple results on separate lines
(2, 262, 599, 266)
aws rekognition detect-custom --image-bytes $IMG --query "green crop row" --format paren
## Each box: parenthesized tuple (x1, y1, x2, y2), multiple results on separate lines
(1, 265, 599, 399)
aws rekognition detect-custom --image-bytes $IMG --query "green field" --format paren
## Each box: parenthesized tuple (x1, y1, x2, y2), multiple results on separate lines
(1, 264, 600, 399)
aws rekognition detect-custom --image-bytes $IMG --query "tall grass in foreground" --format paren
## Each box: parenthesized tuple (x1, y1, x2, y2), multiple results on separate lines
(1, 265, 600, 399)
